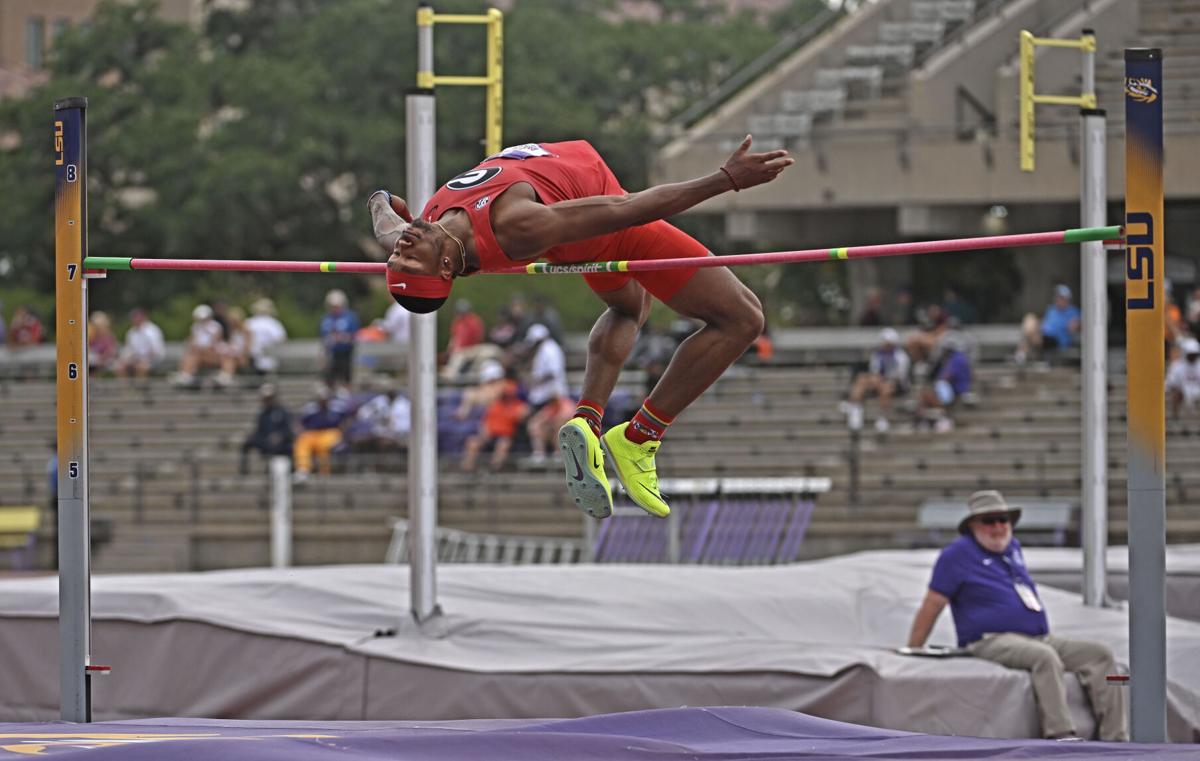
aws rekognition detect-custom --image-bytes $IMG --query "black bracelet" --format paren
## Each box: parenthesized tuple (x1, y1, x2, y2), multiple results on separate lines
(719, 166, 740, 192)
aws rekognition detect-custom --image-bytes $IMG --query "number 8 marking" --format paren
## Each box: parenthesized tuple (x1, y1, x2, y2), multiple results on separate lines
(66, 164, 77, 182)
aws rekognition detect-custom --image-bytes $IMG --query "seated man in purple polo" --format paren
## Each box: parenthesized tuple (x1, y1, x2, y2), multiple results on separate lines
(906, 490, 1128, 741)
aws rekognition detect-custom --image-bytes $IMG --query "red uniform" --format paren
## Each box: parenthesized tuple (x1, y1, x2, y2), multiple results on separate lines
(419, 141, 708, 301)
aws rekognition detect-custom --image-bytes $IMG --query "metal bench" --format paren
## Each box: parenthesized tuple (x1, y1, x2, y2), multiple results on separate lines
(916, 497, 1077, 547)
(385, 519, 584, 565)
(585, 477, 831, 565)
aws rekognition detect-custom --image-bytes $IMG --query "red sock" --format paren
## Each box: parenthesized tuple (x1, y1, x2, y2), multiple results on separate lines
(625, 400, 674, 444)
(574, 399, 604, 437)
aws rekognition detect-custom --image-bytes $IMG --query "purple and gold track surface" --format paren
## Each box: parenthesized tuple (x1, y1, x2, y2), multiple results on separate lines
(0, 707, 1193, 760)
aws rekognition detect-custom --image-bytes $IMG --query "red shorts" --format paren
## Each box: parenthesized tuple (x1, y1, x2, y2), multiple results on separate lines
(576, 220, 710, 302)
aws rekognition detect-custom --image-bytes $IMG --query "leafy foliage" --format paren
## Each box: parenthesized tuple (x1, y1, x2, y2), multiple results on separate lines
(0, 0, 824, 336)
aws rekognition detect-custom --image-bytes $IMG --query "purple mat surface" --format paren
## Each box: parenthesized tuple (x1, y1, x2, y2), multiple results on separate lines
(0, 707, 1191, 760)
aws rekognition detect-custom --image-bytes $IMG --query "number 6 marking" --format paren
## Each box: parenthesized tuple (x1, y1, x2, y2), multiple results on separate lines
(68, 363, 78, 380)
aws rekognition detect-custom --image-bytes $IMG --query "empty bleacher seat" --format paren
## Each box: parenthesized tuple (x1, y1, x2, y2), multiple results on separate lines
(747, 113, 812, 139)
(845, 44, 916, 70)
(916, 497, 1077, 547)
(879, 21, 946, 45)
(781, 88, 847, 117)
(814, 67, 884, 100)
(911, 0, 975, 23)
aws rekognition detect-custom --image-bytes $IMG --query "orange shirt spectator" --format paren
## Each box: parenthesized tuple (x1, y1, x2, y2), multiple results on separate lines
(483, 381, 528, 439)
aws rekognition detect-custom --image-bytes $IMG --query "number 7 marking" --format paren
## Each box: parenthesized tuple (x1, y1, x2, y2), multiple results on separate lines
(67, 264, 77, 280)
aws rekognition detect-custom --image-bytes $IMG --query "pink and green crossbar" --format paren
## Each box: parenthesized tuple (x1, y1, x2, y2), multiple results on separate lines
(83, 225, 1121, 275)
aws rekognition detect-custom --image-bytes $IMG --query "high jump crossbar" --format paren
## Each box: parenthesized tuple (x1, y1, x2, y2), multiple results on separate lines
(82, 226, 1121, 276)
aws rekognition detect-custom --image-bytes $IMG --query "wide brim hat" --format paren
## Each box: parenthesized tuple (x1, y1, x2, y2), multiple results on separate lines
(958, 490, 1022, 534)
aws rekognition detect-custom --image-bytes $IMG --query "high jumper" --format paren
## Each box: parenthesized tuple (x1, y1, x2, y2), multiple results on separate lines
(371, 136, 794, 520)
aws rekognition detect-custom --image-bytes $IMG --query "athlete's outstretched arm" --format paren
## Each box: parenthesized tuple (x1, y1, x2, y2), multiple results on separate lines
(499, 135, 792, 258)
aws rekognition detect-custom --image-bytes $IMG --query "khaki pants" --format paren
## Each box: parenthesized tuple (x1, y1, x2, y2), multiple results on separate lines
(968, 632, 1128, 741)
(294, 429, 342, 474)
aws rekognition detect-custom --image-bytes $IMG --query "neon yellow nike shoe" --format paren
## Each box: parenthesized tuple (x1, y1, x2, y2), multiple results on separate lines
(601, 423, 670, 518)
(557, 418, 613, 519)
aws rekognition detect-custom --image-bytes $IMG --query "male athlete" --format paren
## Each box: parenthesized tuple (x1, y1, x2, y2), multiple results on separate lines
(370, 136, 793, 519)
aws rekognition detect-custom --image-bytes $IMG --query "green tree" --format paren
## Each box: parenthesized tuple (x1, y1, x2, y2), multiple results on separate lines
(0, 0, 826, 335)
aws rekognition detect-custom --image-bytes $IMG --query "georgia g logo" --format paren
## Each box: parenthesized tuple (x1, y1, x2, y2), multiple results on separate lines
(1125, 77, 1158, 104)
(446, 166, 502, 191)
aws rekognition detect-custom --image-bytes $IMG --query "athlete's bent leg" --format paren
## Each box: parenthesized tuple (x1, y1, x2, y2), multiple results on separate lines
(651, 267, 764, 417)
(580, 280, 653, 409)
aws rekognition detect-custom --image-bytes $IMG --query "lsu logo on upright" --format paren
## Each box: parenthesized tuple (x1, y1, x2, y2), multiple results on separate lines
(54, 120, 64, 166)
(1125, 77, 1158, 104)
(1125, 211, 1155, 310)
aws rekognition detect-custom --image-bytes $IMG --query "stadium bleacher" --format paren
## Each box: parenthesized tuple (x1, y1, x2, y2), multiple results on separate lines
(3, 329, 1199, 573)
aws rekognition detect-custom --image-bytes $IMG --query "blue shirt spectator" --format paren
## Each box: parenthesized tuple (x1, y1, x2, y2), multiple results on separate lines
(320, 289, 360, 386)
(938, 349, 972, 395)
(929, 534, 1048, 647)
(299, 395, 350, 431)
(320, 308, 360, 355)
(1041, 285, 1081, 348)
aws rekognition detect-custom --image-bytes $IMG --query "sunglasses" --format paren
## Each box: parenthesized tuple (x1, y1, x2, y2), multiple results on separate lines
(979, 515, 1011, 526)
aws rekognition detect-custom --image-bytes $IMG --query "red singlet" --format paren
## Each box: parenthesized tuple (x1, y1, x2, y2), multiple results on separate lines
(419, 141, 708, 301)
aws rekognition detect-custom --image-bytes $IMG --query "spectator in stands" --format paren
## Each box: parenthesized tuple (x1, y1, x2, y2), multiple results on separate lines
(239, 384, 294, 475)
(857, 287, 884, 326)
(0, 299, 7, 346)
(841, 327, 910, 433)
(460, 373, 528, 473)
(173, 304, 224, 387)
(442, 299, 500, 380)
(87, 311, 119, 374)
(115, 308, 165, 380)
(377, 298, 411, 346)
(522, 323, 568, 415)
(530, 292, 566, 346)
(893, 286, 918, 326)
(628, 323, 679, 395)
(245, 298, 288, 375)
(1167, 337, 1200, 420)
(320, 289, 359, 388)
(942, 287, 977, 325)
(749, 319, 774, 364)
(487, 294, 535, 351)
(1185, 286, 1200, 338)
(216, 306, 250, 385)
(8, 305, 43, 348)
(454, 360, 508, 420)
(1016, 284, 1079, 365)
(526, 393, 576, 466)
(906, 490, 1127, 741)
(915, 334, 971, 432)
(293, 384, 351, 483)
(1164, 279, 1186, 361)
(905, 304, 947, 365)
(344, 384, 411, 457)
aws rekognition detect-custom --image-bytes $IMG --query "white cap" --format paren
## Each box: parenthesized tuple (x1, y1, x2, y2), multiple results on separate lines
(880, 327, 900, 345)
(325, 289, 348, 308)
(192, 304, 213, 320)
(479, 360, 504, 383)
(1182, 337, 1200, 355)
(526, 323, 550, 343)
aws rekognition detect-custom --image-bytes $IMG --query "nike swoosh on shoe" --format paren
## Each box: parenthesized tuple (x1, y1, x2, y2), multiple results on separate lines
(569, 450, 585, 481)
